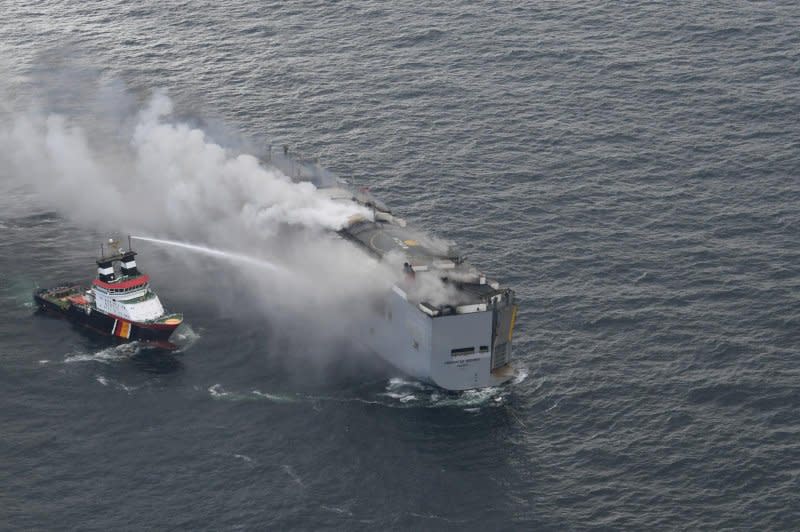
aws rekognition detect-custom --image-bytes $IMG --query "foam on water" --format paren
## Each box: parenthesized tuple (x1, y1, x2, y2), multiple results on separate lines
(381, 391, 418, 403)
(511, 367, 529, 385)
(251, 390, 298, 403)
(321, 505, 354, 516)
(171, 324, 201, 353)
(208, 384, 300, 404)
(208, 383, 230, 398)
(205, 379, 509, 410)
(95, 374, 138, 393)
(386, 377, 428, 390)
(380, 377, 508, 409)
(65, 342, 142, 364)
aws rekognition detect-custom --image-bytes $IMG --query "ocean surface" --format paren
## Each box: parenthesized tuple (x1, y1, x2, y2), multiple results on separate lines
(2, 1, 800, 529)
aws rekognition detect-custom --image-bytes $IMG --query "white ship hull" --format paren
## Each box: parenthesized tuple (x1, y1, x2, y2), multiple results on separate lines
(360, 286, 517, 391)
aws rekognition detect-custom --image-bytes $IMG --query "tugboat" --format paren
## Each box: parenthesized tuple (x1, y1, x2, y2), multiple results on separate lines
(34, 237, 183, 342)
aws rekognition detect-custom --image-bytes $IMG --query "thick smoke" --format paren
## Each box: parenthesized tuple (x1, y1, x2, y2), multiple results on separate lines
(0, 79, 402, 365)
(2, 91, 372, 236)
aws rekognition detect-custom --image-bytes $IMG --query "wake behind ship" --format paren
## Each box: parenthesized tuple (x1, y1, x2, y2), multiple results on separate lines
(34, 239, 183, 343)
(270, 151, 519, 391)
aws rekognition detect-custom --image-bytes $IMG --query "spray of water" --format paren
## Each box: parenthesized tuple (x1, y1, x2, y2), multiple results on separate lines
(131, 235, 286, 274)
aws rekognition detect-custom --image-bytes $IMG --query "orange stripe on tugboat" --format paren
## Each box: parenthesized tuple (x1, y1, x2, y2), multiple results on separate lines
(112, 319, 132, 339)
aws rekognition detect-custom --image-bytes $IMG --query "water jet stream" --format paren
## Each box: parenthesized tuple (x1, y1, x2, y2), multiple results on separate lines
(131, 235, 286, 274)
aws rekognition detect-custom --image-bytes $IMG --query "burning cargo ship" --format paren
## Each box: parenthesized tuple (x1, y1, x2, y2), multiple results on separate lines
(270, 151, 519, 391)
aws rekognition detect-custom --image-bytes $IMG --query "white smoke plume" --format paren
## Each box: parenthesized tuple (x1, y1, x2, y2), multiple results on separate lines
(0, 79, 403, 368)
(2, 90, 372, 237)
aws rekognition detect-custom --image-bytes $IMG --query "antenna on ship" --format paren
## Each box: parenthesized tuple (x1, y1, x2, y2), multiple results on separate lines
(128, 234, 133, 253)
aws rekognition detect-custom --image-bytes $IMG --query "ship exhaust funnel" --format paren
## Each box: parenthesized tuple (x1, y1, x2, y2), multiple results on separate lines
(120, 251, 139, 276)
(97, 260, 115, 283)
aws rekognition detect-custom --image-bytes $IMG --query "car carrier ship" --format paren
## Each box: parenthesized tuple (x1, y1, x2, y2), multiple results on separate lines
(34, 238, 183, 343)
(269, 149, 518, 391)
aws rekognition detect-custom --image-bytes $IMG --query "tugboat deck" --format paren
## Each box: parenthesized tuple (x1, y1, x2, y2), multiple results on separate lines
(36, 285, 84, 309)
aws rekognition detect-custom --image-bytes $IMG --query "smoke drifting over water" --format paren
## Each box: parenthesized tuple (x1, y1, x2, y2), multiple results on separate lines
(0, 78, 398, 360)
(2, 90, 372, 235)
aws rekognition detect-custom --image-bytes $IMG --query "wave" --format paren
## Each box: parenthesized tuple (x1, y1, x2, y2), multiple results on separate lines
(208, 383, 231, 398)
(511, 367, 529, 385)
(171, 324, 201, 353)
(379, 375, 516, 409)
(64, 342, 142, 364)
(251, 390, 298, 404)
(208, 384, 300, 403)
(95, 374, 137, 393)
(206, 375, 520, 411)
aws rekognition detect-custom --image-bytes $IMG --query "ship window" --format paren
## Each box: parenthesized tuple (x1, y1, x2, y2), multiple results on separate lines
(479, 345, 489, 352)
(451, 347, 476, 357)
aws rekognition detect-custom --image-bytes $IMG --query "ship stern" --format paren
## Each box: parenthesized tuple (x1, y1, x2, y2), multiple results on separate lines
(428, 291, 517, 391)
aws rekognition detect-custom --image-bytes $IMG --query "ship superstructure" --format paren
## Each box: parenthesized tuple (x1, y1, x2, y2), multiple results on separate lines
(34, 239, 183, 342)
(270, 151, 518, 391)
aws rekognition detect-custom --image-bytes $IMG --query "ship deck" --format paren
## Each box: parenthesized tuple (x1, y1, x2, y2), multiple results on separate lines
(341, 220, 503, 306)
(342, 220, 452, 264)
(274, 154, 512, 308)
(35, 284, 86, 310)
